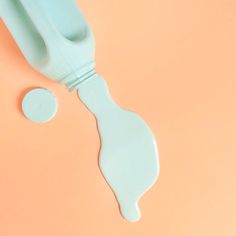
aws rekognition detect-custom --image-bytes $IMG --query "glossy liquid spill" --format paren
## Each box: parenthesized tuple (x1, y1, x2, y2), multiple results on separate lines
(78, 76, 160, 222)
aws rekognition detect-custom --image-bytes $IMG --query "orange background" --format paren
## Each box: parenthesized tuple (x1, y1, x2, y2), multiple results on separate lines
(0, 0, 236, 235)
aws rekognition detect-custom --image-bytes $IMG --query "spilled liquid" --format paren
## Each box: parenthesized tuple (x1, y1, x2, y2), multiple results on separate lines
(78, 75, 160, 222)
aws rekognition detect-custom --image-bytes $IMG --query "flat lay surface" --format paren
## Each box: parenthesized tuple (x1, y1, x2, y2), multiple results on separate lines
(0, 0, 236, 235)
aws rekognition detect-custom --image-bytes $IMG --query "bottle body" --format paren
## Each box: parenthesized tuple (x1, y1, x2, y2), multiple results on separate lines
(0, 0, 95, 91)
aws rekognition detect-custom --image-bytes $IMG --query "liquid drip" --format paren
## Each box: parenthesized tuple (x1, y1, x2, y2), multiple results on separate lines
(78, 75, 160, 222)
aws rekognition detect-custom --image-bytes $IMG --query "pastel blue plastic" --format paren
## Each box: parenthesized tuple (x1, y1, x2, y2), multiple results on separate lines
(0, 0, 160, 222)
(22, 88, 58, 123)
(0, 0, 95, 91)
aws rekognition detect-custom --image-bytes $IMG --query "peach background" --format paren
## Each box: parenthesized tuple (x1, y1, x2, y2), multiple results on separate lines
(0, 0, 236, 235)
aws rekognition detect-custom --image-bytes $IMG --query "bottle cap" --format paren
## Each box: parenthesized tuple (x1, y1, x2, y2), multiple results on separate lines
(22, 88, 58, 123)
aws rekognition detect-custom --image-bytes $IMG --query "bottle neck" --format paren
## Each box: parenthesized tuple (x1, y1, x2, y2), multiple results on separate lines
(59, 62, 96, 91)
